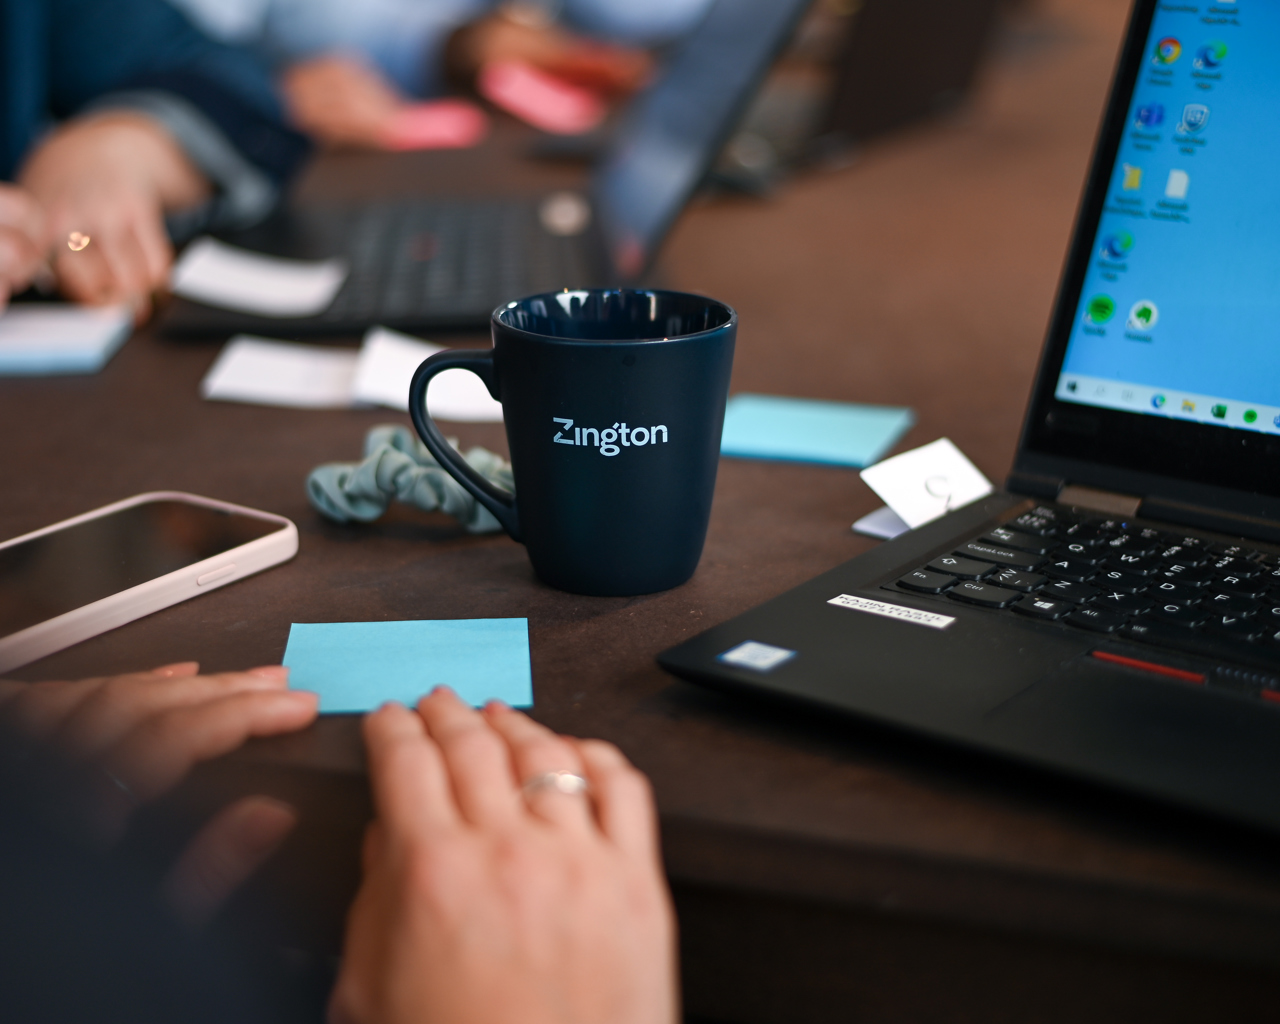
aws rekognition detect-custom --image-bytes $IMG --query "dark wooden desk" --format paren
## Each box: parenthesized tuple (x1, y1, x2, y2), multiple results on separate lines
(6, 1, 1280, 1019)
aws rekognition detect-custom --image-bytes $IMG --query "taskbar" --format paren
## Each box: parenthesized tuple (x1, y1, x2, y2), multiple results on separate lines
(1054, 374, 1280, 434)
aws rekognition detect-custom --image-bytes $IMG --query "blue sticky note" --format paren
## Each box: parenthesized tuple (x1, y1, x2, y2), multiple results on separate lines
(720, 393, 914, 468)
(284, 619, 532, 713)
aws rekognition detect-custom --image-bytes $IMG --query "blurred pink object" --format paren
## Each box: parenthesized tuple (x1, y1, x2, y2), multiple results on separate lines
(380, 100, 490, 151)
(477, 60, 607, 135)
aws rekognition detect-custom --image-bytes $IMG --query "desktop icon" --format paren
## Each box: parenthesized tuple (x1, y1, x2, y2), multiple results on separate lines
(1154, 38, 1182, 65)
(1122, 165, 1143, 191)
(1179, 104, 1210, 133)
(1128, 300, 1159, 331)
(1245, 409, 1259, 424)
(1165, 170, 1190, 200)
(1182, 399, 1196, 413)
(1195, 41, 1228, 69)
(1212, 404, 1228, 419)
(1135, 103, 1165, 129)
(1273, 413, 1280, 428)
(1086, 294, 1116, 324)
(1102, 231, 1134, 260)
(1152, 394, 1166, 409)
(1066, 380, 1078, 393)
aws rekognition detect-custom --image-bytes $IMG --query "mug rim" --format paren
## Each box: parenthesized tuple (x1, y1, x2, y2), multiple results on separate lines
(492, 287, 737, 343)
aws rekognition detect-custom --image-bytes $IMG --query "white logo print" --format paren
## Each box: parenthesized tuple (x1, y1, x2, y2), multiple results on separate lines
(552, 418, 668, 457)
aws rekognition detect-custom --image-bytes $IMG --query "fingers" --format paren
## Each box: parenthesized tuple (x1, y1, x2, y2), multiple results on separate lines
(416, 688, 523, 827)
(363, 703, 460, 839)
(0, 677, 111, 744)
(483, 701, 593, 833)
(0, 225, 45, 297)
(54, 667, 293, 763)
(575, 738, 659, 863)
(105, 688, 319, 803)
(163, 795, 299, 929)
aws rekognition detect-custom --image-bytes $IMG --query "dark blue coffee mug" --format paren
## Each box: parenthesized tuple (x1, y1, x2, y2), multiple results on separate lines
(409, 289, 736, 596)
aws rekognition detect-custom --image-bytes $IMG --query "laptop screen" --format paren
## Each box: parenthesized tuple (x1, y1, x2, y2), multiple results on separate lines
(591, 0, 810, 278)
(1053, 3, 1276, 436)
(1019, 0, 1280, 511)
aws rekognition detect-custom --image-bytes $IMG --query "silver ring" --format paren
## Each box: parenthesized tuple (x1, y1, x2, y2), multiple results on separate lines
(522, 770, 588, 798)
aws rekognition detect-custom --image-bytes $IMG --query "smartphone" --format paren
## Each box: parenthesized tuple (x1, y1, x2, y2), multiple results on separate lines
(0, 492, 298, 674)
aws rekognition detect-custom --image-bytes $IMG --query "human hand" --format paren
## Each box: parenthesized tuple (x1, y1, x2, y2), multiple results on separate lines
(330, 688, 677, 1024)
(0, 184, 49, 310)
(448, 12, 653, 97)
(17, 113, 211, 321)
(0, 662, 318, 926)
(282, 55, 409, 149)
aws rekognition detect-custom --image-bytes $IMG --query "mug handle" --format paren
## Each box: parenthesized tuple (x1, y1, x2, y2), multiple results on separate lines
(408, 349, 522, 542)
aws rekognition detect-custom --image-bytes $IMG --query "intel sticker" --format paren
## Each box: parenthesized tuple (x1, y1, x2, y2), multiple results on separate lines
(718, 641, 797, 673)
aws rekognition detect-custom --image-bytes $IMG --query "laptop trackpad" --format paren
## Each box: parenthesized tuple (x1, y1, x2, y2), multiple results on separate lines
(986, 655, 1280, 825)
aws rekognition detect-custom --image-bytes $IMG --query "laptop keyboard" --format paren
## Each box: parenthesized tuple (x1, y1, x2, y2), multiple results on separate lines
(301, 200, 591, 324)
(889, 504, 1280, 682)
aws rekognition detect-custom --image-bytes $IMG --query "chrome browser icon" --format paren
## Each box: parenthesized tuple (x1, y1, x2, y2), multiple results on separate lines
(1154, 37, 1182, 64)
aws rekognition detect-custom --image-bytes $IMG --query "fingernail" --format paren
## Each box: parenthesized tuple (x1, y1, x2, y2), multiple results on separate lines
(153, 661, 199, 678)
(430, 685, 455, 697)
(248, 665, 289, 680)
(484, 700, 511, 713)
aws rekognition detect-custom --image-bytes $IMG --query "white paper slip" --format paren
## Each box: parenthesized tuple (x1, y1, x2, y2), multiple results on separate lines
(352, 326, 505, 422)
(852, 505, 911, 540)
(171, 237, 348, 317)
(0, 303, 132, 375)
(859, 438, 993, 530)
(201, 336, 358, 408)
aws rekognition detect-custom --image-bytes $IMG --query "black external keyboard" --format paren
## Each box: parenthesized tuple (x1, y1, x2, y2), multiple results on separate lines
(302, 200, 589, 324)
(888, 504, 1280, 684)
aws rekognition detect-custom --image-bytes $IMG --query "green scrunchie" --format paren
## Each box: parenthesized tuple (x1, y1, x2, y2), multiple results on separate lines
(307, 425, 513, 533)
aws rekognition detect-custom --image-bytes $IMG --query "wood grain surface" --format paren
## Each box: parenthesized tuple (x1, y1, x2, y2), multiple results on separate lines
(4, 1, 1280, 1019)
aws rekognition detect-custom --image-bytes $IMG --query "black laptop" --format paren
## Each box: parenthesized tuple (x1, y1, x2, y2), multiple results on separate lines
(158, 0, 811, 337)
(660, 0, 1280, 834)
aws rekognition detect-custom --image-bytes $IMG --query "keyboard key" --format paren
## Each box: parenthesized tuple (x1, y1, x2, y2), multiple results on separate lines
(1103, 533, 1159, 557)
(1209, 573, 1267, 598)
(1147, 581, 1202, 606)
(1092, 570, 1148, 594)
(1157, 544, 1210, 567)
(1041, 579, 1098, 604)
(1066, 607, 1128, 633)
(987, 568, 1046, 592)
(1122, 620, 1280, 671)
(1203, 591, 1261, 615)
(1062, 524, 1111, 547)
(981, 528, 1055, 555)
(1205, 615, 1265, 641)
(1208, 542, 1260, 560)
(1052, 541, 1107, 565)
(945, 580, 1021, 608)
(927, 555, 995, 580)
(897, 569, 956, 594)
(1150, 603, 1207, 625)
(1094, 592, 1153, 613)
(1042, 558, 1097, 583)
(956, 542, 1045, 571)
(1102, 553, 1160, 576)
(1152, 563, 1213, 586)
(1208, 556, 1261, 579)
(1012, 595, 1071, 620)
(1010, 512, 1059, 536)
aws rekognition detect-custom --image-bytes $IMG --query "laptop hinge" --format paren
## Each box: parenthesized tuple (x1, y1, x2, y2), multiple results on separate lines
(1055, 484, 1142, 517)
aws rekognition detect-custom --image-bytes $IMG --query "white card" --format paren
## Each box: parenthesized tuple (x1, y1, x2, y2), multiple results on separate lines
(351, 326, 504, 422)
(852, 505, 911, 540)
(859, 438, 993, 529)
(171, 237, 348, 317)
(0, 303, 131, 375)
(200, 335, 358, 408)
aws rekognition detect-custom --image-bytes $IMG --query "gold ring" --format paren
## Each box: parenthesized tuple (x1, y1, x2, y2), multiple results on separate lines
(67, 231, 91, 252)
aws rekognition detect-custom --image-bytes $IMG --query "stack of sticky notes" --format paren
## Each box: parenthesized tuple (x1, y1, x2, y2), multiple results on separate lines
(284, 618, 533, 713)
(720, 393, 915, 468)
(0, 303, 132, 375)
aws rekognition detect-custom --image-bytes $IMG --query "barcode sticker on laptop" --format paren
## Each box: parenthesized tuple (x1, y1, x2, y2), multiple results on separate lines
(828, 594, 956, 630)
